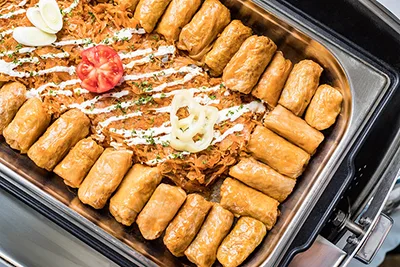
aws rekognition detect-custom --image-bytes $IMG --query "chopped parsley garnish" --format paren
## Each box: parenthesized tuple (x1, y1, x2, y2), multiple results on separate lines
(144, 134, 156, 145)
(15, 44, 23, 50)
(209, 95, 216, 100)
(161, 141, 170, 147)
(88, 11, 95, 22)
(160, 93, 166, 99)
(136, 95, 153, 105)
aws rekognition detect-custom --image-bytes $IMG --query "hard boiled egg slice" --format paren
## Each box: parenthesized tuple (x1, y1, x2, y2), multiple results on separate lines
(39, 0, 63, 32)
(13, 27, 56, 47)
(26, 7, 58, 34)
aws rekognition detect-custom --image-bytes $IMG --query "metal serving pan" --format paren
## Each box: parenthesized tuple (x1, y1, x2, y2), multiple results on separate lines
(0, 0, 392, 266)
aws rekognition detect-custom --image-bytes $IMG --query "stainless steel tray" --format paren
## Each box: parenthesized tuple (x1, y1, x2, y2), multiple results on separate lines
(0, 0, 392, 266)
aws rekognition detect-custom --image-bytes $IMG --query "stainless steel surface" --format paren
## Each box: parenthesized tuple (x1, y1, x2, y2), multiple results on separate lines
(289, 235, 346, 267)
(0, 0, 392, 266)
(355, 213, 393, 264)
(0, 187, 117, 267)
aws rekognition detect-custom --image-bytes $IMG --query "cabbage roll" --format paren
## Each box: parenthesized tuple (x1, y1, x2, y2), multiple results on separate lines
(251, 51, 292, 108)
(247, 125, 310, 179)
(164, 194, 212, 257)
(305, 84, 343, 130)
(222, 36, 277, 94)
(220, 178, 279, 230)
(53, 138, 104, 188)
(3, 98, 50, 154)
(204, 20, 252, 77)
(27, 109, 90, 171)
(0, 82, 26, 135)
(137, 184, 186, 240)
(78, 148, 133, 209)
(134, 0, 173, 33)
(217, 217, 266, 267)
(116, 0, 140, 10)
(177, 0, 230, 61)
(229, 157, 295, 202)
(156, 0, 202, 41)
(264, 105, 324, 155)
(185, 204, 234, 267)
(278, 60, 323, 116)
(109, 164, 162, 226)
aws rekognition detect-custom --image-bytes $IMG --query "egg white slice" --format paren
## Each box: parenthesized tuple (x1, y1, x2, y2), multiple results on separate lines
(39, 0, 63, 32)
(13, 27, 56, 47)
(26, 7, 58, 34)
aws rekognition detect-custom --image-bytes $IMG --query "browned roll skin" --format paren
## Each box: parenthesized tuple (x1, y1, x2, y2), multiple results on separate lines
(137, 184, 186, 240)
(251, 51, 292, 108)
(278, 60, 323, 116)
(217, 217, 266, 267)
(134, 0, 173, 33)
(0, 82, 26, 135)
(156, 0, 202, 42)
(222, 36, 277, 94)
(109, 164, 162, 226)
(185, 204, 234, 267)
(78, 148, 133, 209)
(229, 157, 296, 202)
(3, 98, 50, 154)
(220, 178, 279, 230)
(264, 105, 324, 155)
(177, 0, 231, 61)
(247, 125, 310, 179)
(54, 138, 104, 188)
(27, 109, 90, 171)
(116, 0, 140, 10)
(204, 20, 252, 76)
(305, 84, 343, 130)
(164, 194, 212, 257)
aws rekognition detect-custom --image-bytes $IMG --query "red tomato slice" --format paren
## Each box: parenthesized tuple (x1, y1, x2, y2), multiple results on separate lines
(77, 45, 124, 93)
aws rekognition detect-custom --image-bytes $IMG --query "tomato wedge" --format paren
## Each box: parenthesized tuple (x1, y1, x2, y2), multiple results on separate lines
(77, 45, 124, 93)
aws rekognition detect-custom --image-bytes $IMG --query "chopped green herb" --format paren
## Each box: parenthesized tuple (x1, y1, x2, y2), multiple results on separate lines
(136, 95, 153, 105)
(15, 44, 23, 50)
(160, 93, 166, 99)
(88, 11, 95, 22)
(209, 95, 216, 100)
(161, 141, 170, 147)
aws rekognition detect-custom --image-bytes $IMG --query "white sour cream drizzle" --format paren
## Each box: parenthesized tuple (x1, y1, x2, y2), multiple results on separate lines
(0, 29, 13, 37)
(62, 0, 80, 14)
(27, 79, 81, 98)
(146, 151, 191, 165)
(40, 52, 70, 59)
(123, 46, 175, 68)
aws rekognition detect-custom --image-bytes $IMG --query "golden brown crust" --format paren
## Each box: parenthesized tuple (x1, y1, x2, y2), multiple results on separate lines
(54, 138, 104, 188)
(251, 51, 292, 108)
(278, 60, 323, 116)
(4, 98, 50, 154)
(164, 194, 212, 257)
(185, 204, 234, 267)
(177, 0, 231, 61)
(156, 0, 202, 41)
(229, 157, 296, 202)
(134, 0, 173, 33)
(305, 84, 343, 130)
(217, 217, 266, 267)
(247, 125, 310, 179)
(222, 35, 277, 94)
(0, 82, 26, 135)
(27, 109, 90, 171)
(204, 20, 252, 77)
(78, 148, 133, 209)
(220, 178, 279, 230)
(263, 105, 324, 155)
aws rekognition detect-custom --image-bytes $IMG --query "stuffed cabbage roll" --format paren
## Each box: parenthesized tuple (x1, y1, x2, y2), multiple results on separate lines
(54, 138, 104, 188)
(27, 109, 90, 171)
(177, 0, 230, 61)
(164, 194, 212, 257)
(251, 51, 292, 108)
(217, 217, 266, 267)
(156, 0, 202, 41)
(185, 204, 234, 267)
(3, 98, 50, 154)
(305, 84, 343, 130)
(137, 184, 186, 240)
(263, 105, 324, 155)
(134, 0, 173, 33)
(0, 82, 26, 135)
(222, 36, 277, 94)
(204, 20, 252, 76)
(229, 157, 295, 202)
(247, 125, 310, 179)
(220, 178, 279, 230)
(109, 164, 162, 226)
(78, 148, 133, 209)
(278, 60, 323, 116)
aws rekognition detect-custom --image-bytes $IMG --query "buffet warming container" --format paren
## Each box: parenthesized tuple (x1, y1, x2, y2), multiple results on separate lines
(0, 0, 396, 266)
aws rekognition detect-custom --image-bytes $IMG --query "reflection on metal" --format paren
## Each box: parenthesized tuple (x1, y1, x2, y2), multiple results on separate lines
(289, 235, 346, 267)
